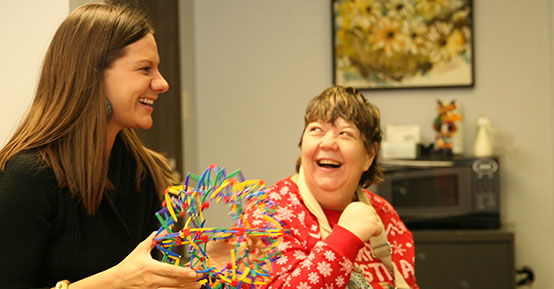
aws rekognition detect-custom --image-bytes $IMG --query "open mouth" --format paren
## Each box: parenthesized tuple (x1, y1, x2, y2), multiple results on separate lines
(138, 97, 154, 107)
(317, 159, 342, 169)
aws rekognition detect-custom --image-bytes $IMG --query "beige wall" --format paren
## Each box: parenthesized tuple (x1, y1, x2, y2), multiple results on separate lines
(191, 0, 554, 288)
(179, 0, 199, 177)
(0, 1, 69, 146)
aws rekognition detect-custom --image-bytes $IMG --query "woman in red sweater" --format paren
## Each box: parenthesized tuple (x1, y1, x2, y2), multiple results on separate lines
(244, 85, 419, 289)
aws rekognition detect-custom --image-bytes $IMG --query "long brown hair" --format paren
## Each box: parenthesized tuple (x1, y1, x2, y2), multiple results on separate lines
(0, 3, 175, 215)
(296, 85, 384, 187)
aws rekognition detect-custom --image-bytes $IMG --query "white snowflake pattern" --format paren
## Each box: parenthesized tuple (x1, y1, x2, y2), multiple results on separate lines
(324, 283, 334, 289)
(335, 276, 345, 287)
(288, 194, 301, 207)
(385, 223, 396, 237)
(317, 261, 332, 277)
(339, 258, 353, 273)
(284, 276, 292, 288)
(277, 240, 291, 252)
(253, 208, 265, 219)
(291, 267, 302, 277)
(392, 241, 406, 256)
(279, 186, 290, 196)
(308, 272, 320, 284)
(293, 250, 307, 260)
(313, 241, 327, 254)
(395, 218, 407, 233)
(311, 224, 319, 232)
(324, 250, 336, 261)
(276, 255, 288, 265)
(269, 191, 282, 201)
(300, 258, 313, 270)
(386, 218, 407, 237)
(297, 211, 306, 225)
(397, 217, 409, 232)
(290, 227, 301, 237)
(382, 197, 395, 212)
(298, 281, 311, 289)
(279, 264, 293, 275)
(372, 195, 393, 213)
(251, 219, 262, 226)
(276, 206, 294, 221)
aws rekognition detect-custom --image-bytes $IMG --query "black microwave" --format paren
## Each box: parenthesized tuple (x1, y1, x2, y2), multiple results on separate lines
(373, 157, 500, 229)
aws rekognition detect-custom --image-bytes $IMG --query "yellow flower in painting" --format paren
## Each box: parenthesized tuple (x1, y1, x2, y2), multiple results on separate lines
(336, 0, 382, 30)
(427, 22, 465, 63)
(452, 6, 471, 25)
(415, 0, 452, 21)
(369, 17, 409, 57)
(405, 19, 432, 55)
(336, 27, 369, 66)
(385, 0, 415, 19)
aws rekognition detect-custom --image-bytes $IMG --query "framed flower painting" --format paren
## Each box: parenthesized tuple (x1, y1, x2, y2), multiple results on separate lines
(332, 0, 474, 89)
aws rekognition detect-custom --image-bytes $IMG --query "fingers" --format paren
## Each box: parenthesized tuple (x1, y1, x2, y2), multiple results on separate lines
(245, 236, 265, 261)
(150, 258, 201, 279)
(159, 284, 202, 289)
(148, 262, 204, 289)
(151, 269, 201, 287)
(146, 232, 203, 280)
(159, 286, 201, 289)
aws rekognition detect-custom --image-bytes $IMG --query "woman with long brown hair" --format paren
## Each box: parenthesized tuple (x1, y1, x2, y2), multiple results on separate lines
(0, 2, 200, 289)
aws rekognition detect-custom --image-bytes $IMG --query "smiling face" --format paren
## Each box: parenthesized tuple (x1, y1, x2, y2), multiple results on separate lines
(103, 33, 169, 134)
(300, 117, 374, 210)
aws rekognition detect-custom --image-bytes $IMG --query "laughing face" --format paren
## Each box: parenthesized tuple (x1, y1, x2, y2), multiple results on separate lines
(300, 117, 374, 210)
(103, 33, 169, 134)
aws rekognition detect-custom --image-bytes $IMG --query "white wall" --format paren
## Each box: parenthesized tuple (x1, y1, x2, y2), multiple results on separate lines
(0, 1, 69, 146)
(192, 0, 554, 288)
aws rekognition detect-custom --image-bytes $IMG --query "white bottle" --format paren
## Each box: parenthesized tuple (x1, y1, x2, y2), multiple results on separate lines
(472, 116, 493, 157)
(452, 115, 464, 155)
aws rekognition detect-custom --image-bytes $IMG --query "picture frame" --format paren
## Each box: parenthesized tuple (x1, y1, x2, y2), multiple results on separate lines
(332, 0, 474, 90)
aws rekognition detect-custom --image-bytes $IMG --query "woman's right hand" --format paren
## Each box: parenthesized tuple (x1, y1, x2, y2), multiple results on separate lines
(338, 202, 383, 242)
(109, 231, 202, 289)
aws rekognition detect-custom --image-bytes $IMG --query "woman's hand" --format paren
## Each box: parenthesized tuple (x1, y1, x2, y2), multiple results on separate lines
(110, 231, 202, 289)
(338, 202, 383, 242)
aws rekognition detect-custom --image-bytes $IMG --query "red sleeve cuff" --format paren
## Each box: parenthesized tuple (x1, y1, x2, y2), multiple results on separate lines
(324, 225, 365, 261)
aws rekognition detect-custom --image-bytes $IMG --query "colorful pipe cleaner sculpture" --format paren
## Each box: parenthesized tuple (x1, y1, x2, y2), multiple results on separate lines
(153, 164, 288, 289)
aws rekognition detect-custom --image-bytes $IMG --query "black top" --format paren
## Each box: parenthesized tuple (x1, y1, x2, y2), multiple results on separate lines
(0, 136, 162, 289)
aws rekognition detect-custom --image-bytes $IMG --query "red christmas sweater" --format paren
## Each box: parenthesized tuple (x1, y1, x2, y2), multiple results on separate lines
(244, 176, 419, 289)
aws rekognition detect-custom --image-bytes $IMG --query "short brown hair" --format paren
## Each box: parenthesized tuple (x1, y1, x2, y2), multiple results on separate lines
(297, 85, 383, 187)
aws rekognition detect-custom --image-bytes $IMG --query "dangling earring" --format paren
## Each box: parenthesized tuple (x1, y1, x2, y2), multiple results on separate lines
(105, 98, 112, 120)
